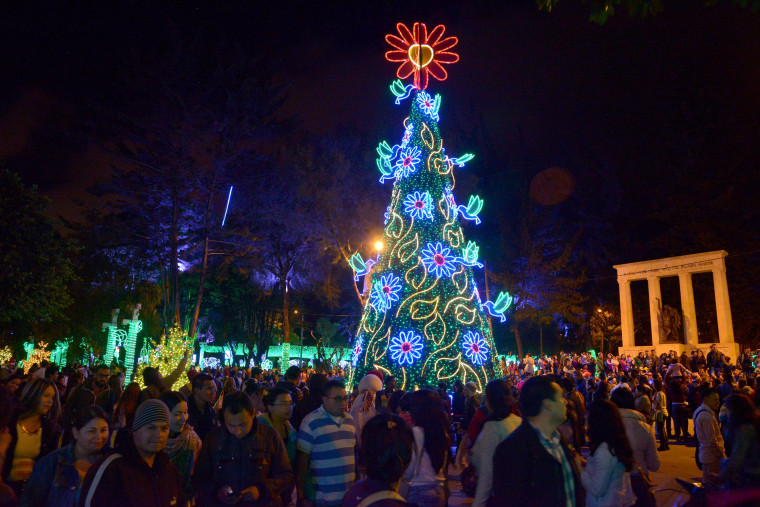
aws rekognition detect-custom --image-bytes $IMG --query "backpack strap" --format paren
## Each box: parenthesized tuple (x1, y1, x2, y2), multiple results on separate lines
(357, 489, 406, 507)
(83, 453, 122, 507)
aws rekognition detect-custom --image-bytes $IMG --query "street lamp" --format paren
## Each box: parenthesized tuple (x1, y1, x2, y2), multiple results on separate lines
(375, 240, 383, 252)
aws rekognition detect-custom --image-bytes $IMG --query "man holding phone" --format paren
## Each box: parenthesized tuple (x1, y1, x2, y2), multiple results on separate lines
(194, 391, 293, 505)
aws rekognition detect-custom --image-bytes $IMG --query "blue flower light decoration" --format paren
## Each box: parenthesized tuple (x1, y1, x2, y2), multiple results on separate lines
(401, 123, 414, 148)
(403, 191, 434, 221)
(462, 331, 489, 365)
(389, 331, 424, 366)
(394, 146, 422, 178)
(370, 273, 402, 313)
(352, 335, 364, 366)
(421, 242, 457, 278)
(416, 91, 440, 122)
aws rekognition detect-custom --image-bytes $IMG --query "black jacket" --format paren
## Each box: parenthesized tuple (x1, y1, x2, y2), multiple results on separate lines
(489, 419, 584, 507)
(187, 398, 219, 442)
(78, 441, 185, 507)
(193, 417, 294, 506)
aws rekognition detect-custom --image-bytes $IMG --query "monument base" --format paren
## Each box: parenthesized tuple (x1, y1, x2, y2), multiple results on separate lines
(619, 342, 740, 363)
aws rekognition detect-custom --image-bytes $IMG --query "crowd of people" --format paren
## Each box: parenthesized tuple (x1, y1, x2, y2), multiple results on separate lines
(0, 342, 759, 506)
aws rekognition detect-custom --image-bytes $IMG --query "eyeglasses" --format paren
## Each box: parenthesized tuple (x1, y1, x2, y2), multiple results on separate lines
(326, 396, 349, 403)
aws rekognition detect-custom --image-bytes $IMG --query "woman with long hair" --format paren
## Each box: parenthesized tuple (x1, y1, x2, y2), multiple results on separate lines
(717, 394, 760, 487)
(343, 413, 416, 506)
(158, 391, 202, 503)
(403, 389, 451, 506)
(112, 382, 141, 430)
(19, 405, 109, 507)
(213, 377, 237, 415)
(582, 400, 636, 507)
(471, 379, 521, 506)
(2, 378, 62, 497)
(292, 373, 327, 431)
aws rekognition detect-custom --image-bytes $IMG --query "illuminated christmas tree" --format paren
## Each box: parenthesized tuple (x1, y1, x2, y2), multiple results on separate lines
(348, 23, 512, 392)
(0, 345, 12, 367)
(23, 341, 52, 374)
(137, 325, 194, 390)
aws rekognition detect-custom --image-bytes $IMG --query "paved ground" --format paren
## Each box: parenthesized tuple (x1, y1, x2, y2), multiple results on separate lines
(447, 419, 702, 506)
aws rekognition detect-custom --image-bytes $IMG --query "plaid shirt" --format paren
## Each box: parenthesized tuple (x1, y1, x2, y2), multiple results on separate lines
(529, 421, 576, 507)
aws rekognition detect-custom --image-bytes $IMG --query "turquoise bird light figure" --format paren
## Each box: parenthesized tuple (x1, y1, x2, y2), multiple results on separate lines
(482, 291, 513, 322)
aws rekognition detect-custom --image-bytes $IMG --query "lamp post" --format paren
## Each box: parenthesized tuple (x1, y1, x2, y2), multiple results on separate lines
(295, 310, 305, 367)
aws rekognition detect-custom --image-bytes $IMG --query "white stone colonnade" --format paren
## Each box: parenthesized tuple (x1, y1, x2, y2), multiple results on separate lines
(613, 251, 739, 359)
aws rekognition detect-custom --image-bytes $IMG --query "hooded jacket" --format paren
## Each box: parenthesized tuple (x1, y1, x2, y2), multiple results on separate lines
(78, 440, 185, 507)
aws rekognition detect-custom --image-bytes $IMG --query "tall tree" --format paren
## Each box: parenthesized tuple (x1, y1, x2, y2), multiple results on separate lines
(0, 170, 77, 347)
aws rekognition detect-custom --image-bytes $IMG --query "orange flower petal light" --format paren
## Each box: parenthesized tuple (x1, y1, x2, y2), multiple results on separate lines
(385, 22, 459, 90)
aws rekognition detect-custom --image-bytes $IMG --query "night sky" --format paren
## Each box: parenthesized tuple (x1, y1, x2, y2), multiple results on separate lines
(2, 1, 760, 332)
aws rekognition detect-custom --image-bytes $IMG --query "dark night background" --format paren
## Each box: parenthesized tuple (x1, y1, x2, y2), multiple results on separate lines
(2, 0, 759, 358)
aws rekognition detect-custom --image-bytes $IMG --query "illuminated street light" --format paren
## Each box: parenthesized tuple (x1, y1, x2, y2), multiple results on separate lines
(375, 240, 383, 251)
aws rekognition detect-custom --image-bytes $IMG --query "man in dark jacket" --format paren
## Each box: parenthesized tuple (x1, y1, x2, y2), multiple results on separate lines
(490, 375, 584, 507)
(79, 399, 185, 507)
(187, 372, 219, 441)
(193, 391, 293, 506)
(61, 364, 111, 445)
(277, 365, 304, 403)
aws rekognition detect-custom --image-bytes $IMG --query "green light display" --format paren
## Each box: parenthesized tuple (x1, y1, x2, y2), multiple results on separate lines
(350, 86, 500, 393)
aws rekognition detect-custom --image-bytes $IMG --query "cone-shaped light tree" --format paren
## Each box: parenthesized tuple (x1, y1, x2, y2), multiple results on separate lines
(348, 23, 512, 392)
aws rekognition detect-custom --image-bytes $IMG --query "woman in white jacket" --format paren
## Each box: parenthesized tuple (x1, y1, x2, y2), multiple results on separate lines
(582, 399, 637, 507)
(471, 379, 521, 507)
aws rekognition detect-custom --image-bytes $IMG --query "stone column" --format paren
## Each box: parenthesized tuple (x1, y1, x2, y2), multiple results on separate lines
(712, 266, 735, 344)
(648, 277, 662, 346)
(618, 279, 635, 348)
(679, 273, 699, 347)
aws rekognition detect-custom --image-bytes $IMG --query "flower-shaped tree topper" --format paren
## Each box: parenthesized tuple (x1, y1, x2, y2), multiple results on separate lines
(386, 22, 459, 90)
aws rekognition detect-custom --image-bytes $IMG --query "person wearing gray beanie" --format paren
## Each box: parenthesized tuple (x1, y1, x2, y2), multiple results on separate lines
(132, 398, 171, 433)
(79, 397, 185, 507)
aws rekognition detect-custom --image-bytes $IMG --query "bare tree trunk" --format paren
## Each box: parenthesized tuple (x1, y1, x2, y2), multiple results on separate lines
(160, 263, 170, 329)
(539, 322, 543, 356)
(512, 325, 524, 359)
(189, 169, 217, 339)
(281, 276, 290, 344)
(171, 186, 181, 328)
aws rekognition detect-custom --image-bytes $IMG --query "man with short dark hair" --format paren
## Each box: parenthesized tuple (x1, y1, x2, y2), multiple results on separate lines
(374, 375, 396, 411)
(707, 344, 722, 376)
(694, 387, 725, 485)
(194, 391, 293, 506)
(278, 365, 303, 403)
(61, 364, 111, 445)
(187, 372, 218, 441)
(490, 375, 583, 507)
(296, 380, 356, 507)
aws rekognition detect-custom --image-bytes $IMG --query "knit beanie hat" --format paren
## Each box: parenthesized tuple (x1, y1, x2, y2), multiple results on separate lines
(132, 399, 170, 432)
(358, 374, 383, 393)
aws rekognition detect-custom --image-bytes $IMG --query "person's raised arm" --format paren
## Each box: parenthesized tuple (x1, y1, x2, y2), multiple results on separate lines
(165, 349, 191, 390)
